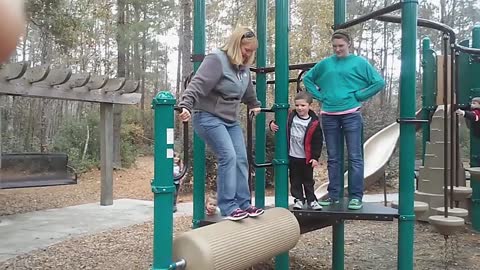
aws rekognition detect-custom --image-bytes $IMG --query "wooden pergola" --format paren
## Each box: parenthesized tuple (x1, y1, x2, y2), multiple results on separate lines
(0, 62, 142, 205)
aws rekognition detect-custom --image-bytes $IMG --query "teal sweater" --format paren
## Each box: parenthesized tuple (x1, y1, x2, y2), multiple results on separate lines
(303, 54, 385, 113)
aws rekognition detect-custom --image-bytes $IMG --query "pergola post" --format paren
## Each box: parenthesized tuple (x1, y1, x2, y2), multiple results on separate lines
(100, 103, 114, 206)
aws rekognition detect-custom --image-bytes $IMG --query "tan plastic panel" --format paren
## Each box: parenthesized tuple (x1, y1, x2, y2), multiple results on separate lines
(173, 207, 300, 270)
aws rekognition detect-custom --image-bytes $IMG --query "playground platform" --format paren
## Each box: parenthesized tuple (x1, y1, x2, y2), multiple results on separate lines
(0, 194, 398, 263)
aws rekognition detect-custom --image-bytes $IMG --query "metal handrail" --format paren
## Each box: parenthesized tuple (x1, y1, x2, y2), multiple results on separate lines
(246, 108, 275, 169)
(173, 106, 189, 181)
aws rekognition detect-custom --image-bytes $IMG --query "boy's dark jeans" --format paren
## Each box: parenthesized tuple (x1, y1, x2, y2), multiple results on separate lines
(289, 156, 317, 203)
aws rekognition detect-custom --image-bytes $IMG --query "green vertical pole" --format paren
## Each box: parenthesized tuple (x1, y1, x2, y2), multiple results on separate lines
(397, 1, 418, 270)
(192, 0, 206, 229)
(274, 0, 290, 269)
(421, 37, 433, 164)
(254, 0, 267, 208)
(471, 25, 480, 232)
(333, 1, 345, 269)
(151, 92, 176, 270)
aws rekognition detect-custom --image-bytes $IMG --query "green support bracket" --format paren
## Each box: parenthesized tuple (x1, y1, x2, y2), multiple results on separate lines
(272, 159, 289, 165)
(398, 214, 416, 221)
(151, 91, 176, 270)
(151, 185, 176, 194)
(272, 103, 291, 109)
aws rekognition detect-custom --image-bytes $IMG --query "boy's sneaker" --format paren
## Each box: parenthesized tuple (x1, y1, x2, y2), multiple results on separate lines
(348, 199, 363, 210)
(308, 201, 322, 210)
(293, 200, 304, 210)
(244, 206, 265, 217)
(226, 208, 249, 221)
(318, 197, 340, 206)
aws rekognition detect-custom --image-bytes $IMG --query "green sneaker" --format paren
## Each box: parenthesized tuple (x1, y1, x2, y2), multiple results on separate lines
(318, 197, 340, 206)
(348, 199, 363, 210)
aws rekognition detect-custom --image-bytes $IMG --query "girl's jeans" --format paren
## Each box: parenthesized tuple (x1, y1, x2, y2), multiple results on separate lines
(322, 111, 364, 200)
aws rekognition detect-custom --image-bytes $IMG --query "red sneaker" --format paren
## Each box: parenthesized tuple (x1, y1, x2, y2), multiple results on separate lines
(226, 208, 249, 221)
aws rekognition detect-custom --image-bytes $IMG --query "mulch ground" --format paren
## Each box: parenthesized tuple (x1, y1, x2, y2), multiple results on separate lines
(1, 156, 479, 270)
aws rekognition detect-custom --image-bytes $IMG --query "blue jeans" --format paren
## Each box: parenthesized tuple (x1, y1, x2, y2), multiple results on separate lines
(322, 111, 364, 200)
(192, 111, 251, 216)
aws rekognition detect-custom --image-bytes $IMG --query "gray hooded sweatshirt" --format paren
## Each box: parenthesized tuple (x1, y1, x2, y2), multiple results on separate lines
(178, 49, 261, 122)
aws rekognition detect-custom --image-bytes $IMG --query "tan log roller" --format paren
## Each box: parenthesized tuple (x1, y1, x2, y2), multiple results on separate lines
(173, 207, 300, 270)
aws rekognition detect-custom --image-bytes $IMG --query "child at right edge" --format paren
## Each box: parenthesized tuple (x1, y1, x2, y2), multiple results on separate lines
(270, 91, 324, 210)
(456, 97, 480, 138)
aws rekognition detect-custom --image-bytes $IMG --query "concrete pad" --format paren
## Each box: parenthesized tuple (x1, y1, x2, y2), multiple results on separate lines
(0, 199, 161, 262)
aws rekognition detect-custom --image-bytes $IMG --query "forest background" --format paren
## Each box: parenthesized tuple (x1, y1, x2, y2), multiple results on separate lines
(1, 0, 479, 188)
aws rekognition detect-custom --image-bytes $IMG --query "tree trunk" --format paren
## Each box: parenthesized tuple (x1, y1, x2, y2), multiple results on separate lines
(440, 0, 446, 23)
(181, 0, 193, 87)
(114, 0, 127, 168)
(141, 10, 147, 129)
(380, 0, 388, 107)
(176, 8, 184, 97)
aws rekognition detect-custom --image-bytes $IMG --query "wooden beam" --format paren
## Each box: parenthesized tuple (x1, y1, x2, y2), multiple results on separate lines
(0, 79, 141, 104)
(100, 103, 114, 206)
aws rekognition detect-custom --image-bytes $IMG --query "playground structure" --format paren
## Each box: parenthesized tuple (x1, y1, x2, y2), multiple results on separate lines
(151, 1, 480, 270)
(0, 62, 142, 205)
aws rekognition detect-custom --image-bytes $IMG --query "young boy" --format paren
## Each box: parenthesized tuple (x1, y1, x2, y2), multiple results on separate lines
(173, 152, 184, 213)
(270, 91, 324, 210)
(456, 97, 480, 138)
(205, 194, 219, 216)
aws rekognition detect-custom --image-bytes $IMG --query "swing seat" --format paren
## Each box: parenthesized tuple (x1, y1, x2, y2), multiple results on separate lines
(0, 153, 78, 189)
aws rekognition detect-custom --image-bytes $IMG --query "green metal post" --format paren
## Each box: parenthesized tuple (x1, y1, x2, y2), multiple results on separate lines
(471, 25, 480, 232)
(397, 1, 418, 270)
(421, 37, 436, 164)
(274, 0, 290, 269)
(333, 1, 346, 269)
(151, 91, 176, 270)
(457, 39, 473, 106)
(254, 0, 267, 208)
(192, 0, 206, 229)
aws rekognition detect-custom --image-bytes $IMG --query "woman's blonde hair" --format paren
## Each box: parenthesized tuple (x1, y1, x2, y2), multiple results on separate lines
(221, 26, 258, 66)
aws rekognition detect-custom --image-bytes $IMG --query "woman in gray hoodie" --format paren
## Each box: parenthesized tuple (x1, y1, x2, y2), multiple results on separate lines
(178, 26, 264, 221)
